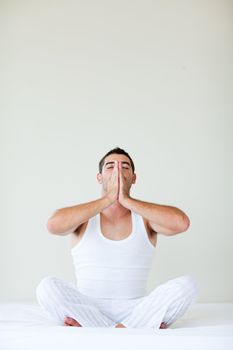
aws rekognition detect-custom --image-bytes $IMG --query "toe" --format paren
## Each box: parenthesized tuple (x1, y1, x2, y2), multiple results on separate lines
(64, 317, 74, 326)
(159, 322, 167, 329)
(64, 316, 81, 327)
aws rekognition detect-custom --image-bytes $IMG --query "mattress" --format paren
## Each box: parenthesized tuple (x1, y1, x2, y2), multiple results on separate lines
(0, 302, 232, 350)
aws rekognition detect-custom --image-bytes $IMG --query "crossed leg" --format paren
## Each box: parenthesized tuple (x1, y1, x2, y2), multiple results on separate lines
(119, 275, 199, 329)
(36, 275, 198, 329)
(36, 276, 116, 327)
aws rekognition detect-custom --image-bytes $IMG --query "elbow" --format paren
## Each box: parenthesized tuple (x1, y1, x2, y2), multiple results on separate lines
(46, 217, 59, 234)
(180, 214, 190, 232)
(173, 214, 190, 234)
(46, 210, 61, 234)
(46, 209, 72, 235)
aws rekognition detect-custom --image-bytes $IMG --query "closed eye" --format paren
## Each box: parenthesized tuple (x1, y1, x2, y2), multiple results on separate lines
(106, 166, 129, 169)
(104, 161, 131, 170)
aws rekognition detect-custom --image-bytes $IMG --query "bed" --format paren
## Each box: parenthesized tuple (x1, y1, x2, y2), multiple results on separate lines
(0, 302, 232, 350)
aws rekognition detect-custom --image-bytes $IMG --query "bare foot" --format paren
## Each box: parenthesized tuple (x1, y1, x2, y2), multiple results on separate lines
(115, 322, 167, 329)
(159, 322, 167, 329)
(64, 316, 82, 327)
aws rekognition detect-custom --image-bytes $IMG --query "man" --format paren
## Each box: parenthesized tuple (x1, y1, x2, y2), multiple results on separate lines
(36, 147, 198, 329)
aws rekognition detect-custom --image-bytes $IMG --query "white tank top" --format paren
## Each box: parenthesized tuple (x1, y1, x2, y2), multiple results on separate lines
(70, 210, 155, 299)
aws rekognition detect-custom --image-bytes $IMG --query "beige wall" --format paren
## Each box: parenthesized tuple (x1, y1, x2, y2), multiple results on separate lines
(1, 0, 232, 302)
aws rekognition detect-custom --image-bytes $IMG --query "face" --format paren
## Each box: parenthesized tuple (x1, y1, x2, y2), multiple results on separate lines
(97, 154, 136, 193)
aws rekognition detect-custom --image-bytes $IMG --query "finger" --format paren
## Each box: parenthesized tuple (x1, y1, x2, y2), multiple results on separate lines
(118, 161, 121, 179)
(112, 161, 118, 182)
(112, 160, 117, 175)
(119, 163, 123, 186)
(113, 160, 118, 175)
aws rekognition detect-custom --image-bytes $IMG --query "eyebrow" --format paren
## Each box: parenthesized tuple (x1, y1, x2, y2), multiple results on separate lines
(105, 161, 131, 167)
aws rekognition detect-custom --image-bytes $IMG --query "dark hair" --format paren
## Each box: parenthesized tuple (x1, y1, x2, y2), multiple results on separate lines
(98, 147, 135, 174)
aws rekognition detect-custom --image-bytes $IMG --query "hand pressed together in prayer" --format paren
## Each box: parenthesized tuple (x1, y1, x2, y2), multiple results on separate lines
(104, 160, 132, 206)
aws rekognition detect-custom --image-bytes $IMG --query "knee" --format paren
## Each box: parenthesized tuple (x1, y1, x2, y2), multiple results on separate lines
(175, 275, 199, 299)
(36, 276, 60, 300)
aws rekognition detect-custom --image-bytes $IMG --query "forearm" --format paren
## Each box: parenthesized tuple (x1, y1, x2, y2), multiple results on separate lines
(122, 197, 189, 231)
(47, 196, 111, 235)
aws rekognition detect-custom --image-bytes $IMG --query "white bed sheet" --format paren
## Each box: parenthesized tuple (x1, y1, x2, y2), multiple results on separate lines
(0, 302, 232, 350)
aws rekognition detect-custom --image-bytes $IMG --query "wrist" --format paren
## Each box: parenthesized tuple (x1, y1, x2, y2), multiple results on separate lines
(120, 195, 132, 208)
(102, 195, 115, 207)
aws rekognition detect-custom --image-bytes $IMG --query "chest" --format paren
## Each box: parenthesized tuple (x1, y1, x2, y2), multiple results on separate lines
(70, 215, 157, 248)
(100, 215, 132, 239)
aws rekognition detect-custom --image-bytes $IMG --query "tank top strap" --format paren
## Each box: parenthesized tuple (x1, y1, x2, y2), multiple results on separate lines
(86, 214, 99, 235)
(132, 210, 145, 233)
(133, 211, 155, 249)
(78, 214, 99, 243)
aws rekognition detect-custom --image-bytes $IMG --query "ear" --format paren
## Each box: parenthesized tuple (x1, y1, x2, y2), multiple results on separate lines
(132, 173, 136, 184)
(97, 173, 103, 184)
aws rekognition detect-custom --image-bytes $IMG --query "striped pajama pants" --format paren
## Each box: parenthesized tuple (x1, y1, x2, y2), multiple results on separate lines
(36, 274, 198, 329)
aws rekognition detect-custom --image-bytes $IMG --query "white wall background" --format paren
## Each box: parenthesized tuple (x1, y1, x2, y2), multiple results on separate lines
(1, 0, 232, 302)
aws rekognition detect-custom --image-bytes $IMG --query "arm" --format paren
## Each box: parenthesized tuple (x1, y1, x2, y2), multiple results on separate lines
(120, 197, 190, 235)
(118, 162, 190, 235)
(47, 160, 119, 235)
(46, 197, 112, 235)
